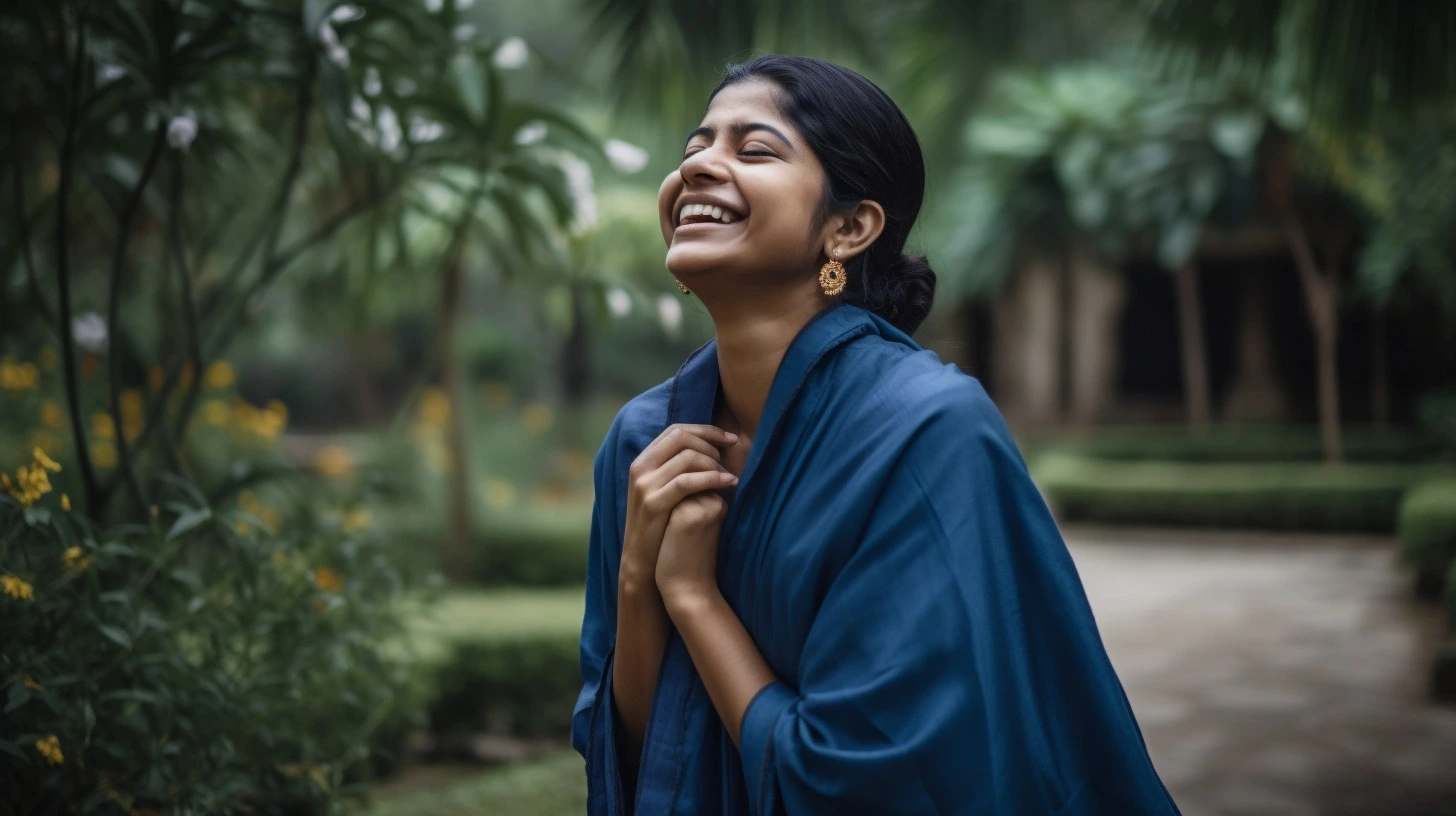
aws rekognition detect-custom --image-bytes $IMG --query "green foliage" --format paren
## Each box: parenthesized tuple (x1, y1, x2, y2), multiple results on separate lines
(386, 506, 593, 587)
(1030, 453, 1456, 532)
(1397, 480, 1456, 588)
(0, 460, 424, 814)
(1419, 391, 1456, 459)
(359, 749, 586, 816)
(409, 590, 584, 738)
(932, 63, 1264, 301)
(1039, 425, 1440, 464)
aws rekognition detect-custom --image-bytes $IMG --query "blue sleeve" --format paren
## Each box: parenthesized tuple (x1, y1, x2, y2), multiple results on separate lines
(738, 386, 1180, 815)
(572, 419, 628, 815)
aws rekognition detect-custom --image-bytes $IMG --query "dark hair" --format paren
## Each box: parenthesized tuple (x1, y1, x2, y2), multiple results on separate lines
(710, 55, 936, 335)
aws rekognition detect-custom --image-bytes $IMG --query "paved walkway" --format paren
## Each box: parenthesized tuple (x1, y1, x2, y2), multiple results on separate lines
(1069, 527, 1456, 816)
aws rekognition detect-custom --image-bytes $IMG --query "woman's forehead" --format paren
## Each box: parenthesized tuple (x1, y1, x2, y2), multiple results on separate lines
(700, 79, 787, 128)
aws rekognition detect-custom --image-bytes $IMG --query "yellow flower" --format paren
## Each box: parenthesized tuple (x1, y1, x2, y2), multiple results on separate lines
(312, 566, 344, 593)
(91, 413, 116, 440)
(63, 546, 93, 572)
(418, 387, 451, 427)
(40, 400, 65, 429)
(2, 450, 61, 506)
(0, 359, 39, 391)
(91, 442, 117, 470)
(22, 674, 42, 690)
(34, 448, 61, 473)
(482, 479, 518, 509)
(522, 402, 553, 434)
(202, 399, 229, 426)
(35, 735, 63, 766)
(2, 575, 34, 601)
(120, 389, 143, 417)
(312, 446, 355, 480)
(341, 508, 372, 533)
(61, 494, 71, 512)
(205, 360, 235, 390)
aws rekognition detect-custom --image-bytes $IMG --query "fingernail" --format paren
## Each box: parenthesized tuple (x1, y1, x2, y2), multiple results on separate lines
(724, 473, 739, 483)
(724, 432, 739, 443)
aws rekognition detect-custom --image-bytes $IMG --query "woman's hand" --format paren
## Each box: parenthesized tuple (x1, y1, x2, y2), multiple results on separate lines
(621, 424, 738, 592)
(656, 493, 729, 608)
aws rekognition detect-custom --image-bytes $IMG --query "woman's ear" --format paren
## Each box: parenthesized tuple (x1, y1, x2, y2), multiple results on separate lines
(824, 199, 886, 261)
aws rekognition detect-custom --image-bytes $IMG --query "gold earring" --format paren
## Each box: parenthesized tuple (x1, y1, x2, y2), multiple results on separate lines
(819, 258, 846, 296)
(675, 279, 691, 295)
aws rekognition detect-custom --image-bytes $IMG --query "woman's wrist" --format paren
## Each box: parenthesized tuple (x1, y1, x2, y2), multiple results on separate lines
(618, 557, 660, 599)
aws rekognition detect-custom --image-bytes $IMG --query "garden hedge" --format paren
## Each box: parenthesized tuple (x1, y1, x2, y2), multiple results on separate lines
(1397, 480, 1456, 595)
(1030, 425, 1440, 464)
(1031, 454, 1456, 532)
(386, 505, 592, 587)
(410, 589, 586, 738)
(359, 748, 586, 816)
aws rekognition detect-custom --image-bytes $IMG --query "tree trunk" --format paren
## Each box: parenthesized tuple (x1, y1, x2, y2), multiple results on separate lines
(1372, 307, 1389, 427)
(438, 217, 476, 583)
(560, 282, 592, 405)
(1279, 211, 1344, 464)
(1067, 245, 1127, 427)
(1174, 262, 1212, 430)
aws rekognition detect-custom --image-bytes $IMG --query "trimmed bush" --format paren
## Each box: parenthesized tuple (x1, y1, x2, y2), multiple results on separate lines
(1031, 454, 1456, 532)
(411, 589, 586, 738)
(1398, 480, 1456, 595)
(1033, 425, 1440, 464)
(386, 505, 592, 587)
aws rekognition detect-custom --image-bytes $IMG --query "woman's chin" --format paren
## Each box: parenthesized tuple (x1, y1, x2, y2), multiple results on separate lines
(665, 248, 734, 282)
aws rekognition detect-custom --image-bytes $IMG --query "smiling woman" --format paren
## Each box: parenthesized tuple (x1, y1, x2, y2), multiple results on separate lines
(572, 55, 1183, 815)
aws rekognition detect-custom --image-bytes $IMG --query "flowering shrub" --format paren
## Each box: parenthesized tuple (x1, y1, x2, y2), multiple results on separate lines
(0, 448, 424, 814)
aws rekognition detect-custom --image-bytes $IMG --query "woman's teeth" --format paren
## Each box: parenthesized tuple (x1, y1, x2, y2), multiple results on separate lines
(678, 203, 740, 225)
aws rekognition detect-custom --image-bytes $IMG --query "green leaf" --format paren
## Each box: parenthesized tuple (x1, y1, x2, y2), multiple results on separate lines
(23, 508, 52, 527)
(167, 507, 212, 540)
(4, 684, 30, 714)
(99, 625, 133, 650)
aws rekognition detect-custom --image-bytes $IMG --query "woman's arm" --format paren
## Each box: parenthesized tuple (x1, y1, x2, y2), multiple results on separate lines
(654, 494, 778, 748)
(612, 563, 670, 789)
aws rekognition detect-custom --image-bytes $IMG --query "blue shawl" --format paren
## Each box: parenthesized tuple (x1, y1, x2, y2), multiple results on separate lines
(572, 303, 1181, 815)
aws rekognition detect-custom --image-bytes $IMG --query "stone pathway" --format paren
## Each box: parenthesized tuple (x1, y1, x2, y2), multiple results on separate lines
(1068, 527, 1456, 816)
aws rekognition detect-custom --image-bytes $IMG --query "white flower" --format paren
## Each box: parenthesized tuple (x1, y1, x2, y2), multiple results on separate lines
(603, 139, 649, 174)
(452, 23, 477, 42)
(363, 66, 382, 97)
(318, 21, 350, 67)
(492, 37, 528, 69)
(513, 122, 547, 146)
(606, 288, 633, 318)
(554, 152, 597, 234)
(656, 295, 683, 336)
(424, 0, 443, 11)
(73, 312, 108, 354)
(97, 63, 126, 84)
(377, 106, 402, 154)
(350, 95, 371, 121)
(409, 115, 444, 143)
(166, 115, 198, 152)
(330, 3, 364, 22)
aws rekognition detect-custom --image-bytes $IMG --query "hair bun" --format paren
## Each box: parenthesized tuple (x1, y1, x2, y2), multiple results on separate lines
(875, 253, 936, 335)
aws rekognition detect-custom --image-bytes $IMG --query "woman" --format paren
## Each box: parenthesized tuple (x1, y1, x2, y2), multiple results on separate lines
(572, 55, 1181, 815)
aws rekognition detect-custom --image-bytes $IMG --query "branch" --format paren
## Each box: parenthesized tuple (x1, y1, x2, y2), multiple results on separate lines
(55, 5, 101, 515)
(99, 123, 167, 516)
(204, 177, 402, 357)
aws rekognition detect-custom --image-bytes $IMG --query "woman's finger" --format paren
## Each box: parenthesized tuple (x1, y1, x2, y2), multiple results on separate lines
(632, 424, 736, 473)
(648, 470, 738, 513)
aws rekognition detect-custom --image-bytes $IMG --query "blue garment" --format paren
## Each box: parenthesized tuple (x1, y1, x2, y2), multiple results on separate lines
(573, 303, 1181, 815)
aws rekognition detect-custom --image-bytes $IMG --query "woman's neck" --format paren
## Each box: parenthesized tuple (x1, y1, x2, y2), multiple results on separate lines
(706, 289, 833, 441)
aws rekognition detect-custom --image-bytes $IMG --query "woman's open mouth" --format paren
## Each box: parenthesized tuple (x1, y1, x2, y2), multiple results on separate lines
(675, 202, 746, 231)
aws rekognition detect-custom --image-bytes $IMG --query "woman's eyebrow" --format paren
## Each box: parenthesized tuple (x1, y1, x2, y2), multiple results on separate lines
(684, 122, 796, 152)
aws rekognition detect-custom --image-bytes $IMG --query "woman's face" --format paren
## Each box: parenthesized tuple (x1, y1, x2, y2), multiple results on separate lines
(658, 79, 831, 290)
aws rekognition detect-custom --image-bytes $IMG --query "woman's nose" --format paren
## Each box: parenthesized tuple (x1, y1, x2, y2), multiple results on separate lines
(679, 145, 728, 185)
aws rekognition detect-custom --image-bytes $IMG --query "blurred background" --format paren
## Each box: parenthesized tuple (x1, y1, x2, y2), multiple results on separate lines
(3, 1, 1455, 814)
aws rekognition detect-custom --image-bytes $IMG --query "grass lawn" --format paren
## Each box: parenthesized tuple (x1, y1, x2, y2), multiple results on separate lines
(357, 749, 586, 816)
